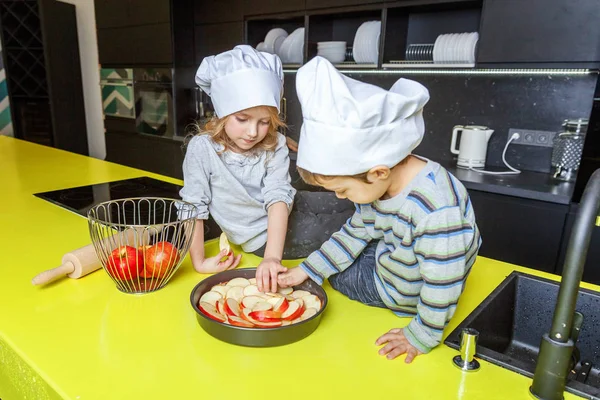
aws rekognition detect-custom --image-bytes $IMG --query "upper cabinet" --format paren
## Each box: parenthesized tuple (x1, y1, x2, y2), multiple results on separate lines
(306, 0, 381, 10)
(194, 0, 244, 24)
(244, 0, 305, 16)
(95, 0, 173, 66)
(477, 0, 600, 67)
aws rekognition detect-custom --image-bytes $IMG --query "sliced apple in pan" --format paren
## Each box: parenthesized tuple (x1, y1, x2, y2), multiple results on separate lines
(199, 302, 227, 323)
(243, 284, 261, 297)
(252, 301, 273, 312)
(211, 284, 228, 297)
(272, 297, 289, 314)
(224, 298, 241, 317)
(300, 307, 318, 321)
(277, 287, 293, 295)
(249, 310, 282, 322)
(291, 290, 311, 299)
(302, 294, 322, 310)
(281, 300, 304, 321)
(216, 298, 225, 315)
(248, 277, 257, 285)
(228, 315, 254, 328)
(281, 320, 292, 326)
(199, 291, 222, 307)
(253, 320, 283, 328)
(241, 307, 255, 322)
(266, 297, 282, 306)
(227, 277, 250, 288)
(241, 295, 263, 309)
(226, 286, 244, 303)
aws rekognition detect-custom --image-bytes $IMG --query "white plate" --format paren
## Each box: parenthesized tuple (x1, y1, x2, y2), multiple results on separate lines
(264, 28, 288, 54)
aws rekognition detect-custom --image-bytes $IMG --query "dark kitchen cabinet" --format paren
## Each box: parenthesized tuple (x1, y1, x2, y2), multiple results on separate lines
(129, 0, 170, 25)
(477, 0, 600, 66)
(95, 0, 170, 28)
(244, 0, 305, 16)
(194, 22, 244, 63)
(97, 28, 136, 65)
(95, 0, 131, 28)
(194, 0, 244, 24)
(555, 203, 600, 285)
(306, 0, 381, 10)
(467, 190, 568, 273)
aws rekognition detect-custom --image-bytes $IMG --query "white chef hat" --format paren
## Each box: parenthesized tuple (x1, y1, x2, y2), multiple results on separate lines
(295, 56, 430, 175)
(195, 45, 284, 118)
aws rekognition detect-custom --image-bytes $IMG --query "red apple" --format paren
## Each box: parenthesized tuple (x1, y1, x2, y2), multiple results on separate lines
(107, 245, 143, 280)
(143, 241, 180, 278)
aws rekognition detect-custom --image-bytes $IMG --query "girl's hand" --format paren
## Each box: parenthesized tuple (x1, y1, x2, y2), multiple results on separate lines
(375, 328, 423, 363)
(256, 257, 287, 293)
(193, 249, 241, 274)
(277, 266, 309, 288)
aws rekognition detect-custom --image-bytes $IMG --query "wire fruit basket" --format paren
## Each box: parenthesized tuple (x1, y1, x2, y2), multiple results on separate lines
(87, 197, 198, 294)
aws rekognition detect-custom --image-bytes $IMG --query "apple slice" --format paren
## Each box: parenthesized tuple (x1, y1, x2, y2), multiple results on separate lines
(199, 302, 227, 323)
(224, 298, 241, 317)
(241, 307, 256, 323)
(219, 232, 231, 253)
(249, 310, 282, 322)
(241, 295, 263, 309)
(300, 307, 318, 321)
(199, 291, 222, 307)
(281, 320, 292, 326)
(281, 300, 304, 321)
(272, 297, 289, 314)
(226, 286, 244, 303)
(278, 287, 293, 295)
(211, 284, 228, 297)
(302, 294, 322, 310)
(243, 284, 261, 297)
(216, 298, 225, 315)
(248, 277, 257, 285)
(291, 290, 311, 299)
(266, 297, 281, 306)
(228, 315, 254, 328)
(252, 301, 273, 312)
(264, 292, 282, 297)
(253, 320, 283, 328)
(227, 277, 250, 288)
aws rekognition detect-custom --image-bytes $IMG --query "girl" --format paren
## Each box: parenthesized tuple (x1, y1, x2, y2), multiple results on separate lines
(180, 45, 296, 292)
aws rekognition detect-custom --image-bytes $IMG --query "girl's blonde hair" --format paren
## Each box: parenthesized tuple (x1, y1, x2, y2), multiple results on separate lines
(188, 106, 286, 153)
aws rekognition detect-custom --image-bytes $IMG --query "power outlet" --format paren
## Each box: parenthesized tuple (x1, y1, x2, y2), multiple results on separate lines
(508, 128, 556, 148)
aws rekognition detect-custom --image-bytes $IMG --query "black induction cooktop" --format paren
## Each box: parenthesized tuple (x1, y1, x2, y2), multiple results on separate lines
(33, 176, 222, 239)
(33, 176, 182, 217)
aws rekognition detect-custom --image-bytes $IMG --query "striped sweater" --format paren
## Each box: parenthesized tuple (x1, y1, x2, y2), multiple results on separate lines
(299, 158, 481, 353)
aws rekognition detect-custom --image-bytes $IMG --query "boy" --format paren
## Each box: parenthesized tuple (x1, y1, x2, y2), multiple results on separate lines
(278, 57, 482, 363)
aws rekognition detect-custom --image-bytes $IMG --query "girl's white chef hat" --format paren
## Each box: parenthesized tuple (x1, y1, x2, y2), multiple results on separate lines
(195, 45, 284, 118)
(295, 56, 430, 175)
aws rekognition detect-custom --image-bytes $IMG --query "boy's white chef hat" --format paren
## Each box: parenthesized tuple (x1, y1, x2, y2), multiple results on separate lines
(295, 56, 430, 175)
(195, 45, 284, 118)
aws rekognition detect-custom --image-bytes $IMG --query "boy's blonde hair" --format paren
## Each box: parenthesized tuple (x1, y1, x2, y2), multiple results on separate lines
(297, 167, 370, 186)
(297, 157, 409, 187)
(190, 106, 286, 153)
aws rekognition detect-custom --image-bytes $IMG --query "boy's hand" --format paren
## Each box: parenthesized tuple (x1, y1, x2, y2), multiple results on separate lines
(277, 266, 309, 288)
(375, 328, 423, 363)
(194, 250, 241, 274)
(256, 257, 287, 293)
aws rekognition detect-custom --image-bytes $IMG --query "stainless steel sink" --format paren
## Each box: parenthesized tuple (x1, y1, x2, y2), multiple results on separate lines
(444, 271, 600, 399)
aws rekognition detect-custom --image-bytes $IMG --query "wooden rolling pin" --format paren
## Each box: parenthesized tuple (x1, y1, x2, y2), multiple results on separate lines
(31, 228, 148, 286)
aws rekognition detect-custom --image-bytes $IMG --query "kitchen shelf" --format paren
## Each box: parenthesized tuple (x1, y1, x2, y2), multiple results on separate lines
(382, 61, 475, 68)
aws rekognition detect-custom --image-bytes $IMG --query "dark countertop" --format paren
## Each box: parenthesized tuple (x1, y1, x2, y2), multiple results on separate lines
(441, 162, 575, 205)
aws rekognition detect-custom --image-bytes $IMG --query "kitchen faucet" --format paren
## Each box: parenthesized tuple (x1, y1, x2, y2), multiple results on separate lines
(530, 168, 600, 400)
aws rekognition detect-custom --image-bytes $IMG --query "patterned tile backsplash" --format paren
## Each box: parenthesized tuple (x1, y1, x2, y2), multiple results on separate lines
(100, 68, 134, 119)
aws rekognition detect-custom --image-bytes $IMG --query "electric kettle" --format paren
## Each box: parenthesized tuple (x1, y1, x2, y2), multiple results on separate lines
(450, 125, 494, 168)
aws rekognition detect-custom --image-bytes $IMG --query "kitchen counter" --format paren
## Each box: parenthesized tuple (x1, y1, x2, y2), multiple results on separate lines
(0, 136, 594, 400)
(441, 161, 575, 205)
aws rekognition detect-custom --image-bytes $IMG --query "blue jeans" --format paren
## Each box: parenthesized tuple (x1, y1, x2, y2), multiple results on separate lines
(328, 241, 387, 308)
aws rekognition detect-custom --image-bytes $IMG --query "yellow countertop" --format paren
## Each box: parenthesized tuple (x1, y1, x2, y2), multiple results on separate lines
(0, 136, 595, 400)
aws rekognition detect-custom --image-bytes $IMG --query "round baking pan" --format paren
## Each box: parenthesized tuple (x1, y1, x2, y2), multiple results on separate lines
(190, 268, 328, 347)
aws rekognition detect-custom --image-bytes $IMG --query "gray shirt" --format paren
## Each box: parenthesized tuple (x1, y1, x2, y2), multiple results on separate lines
(180, 133, 296, 252)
